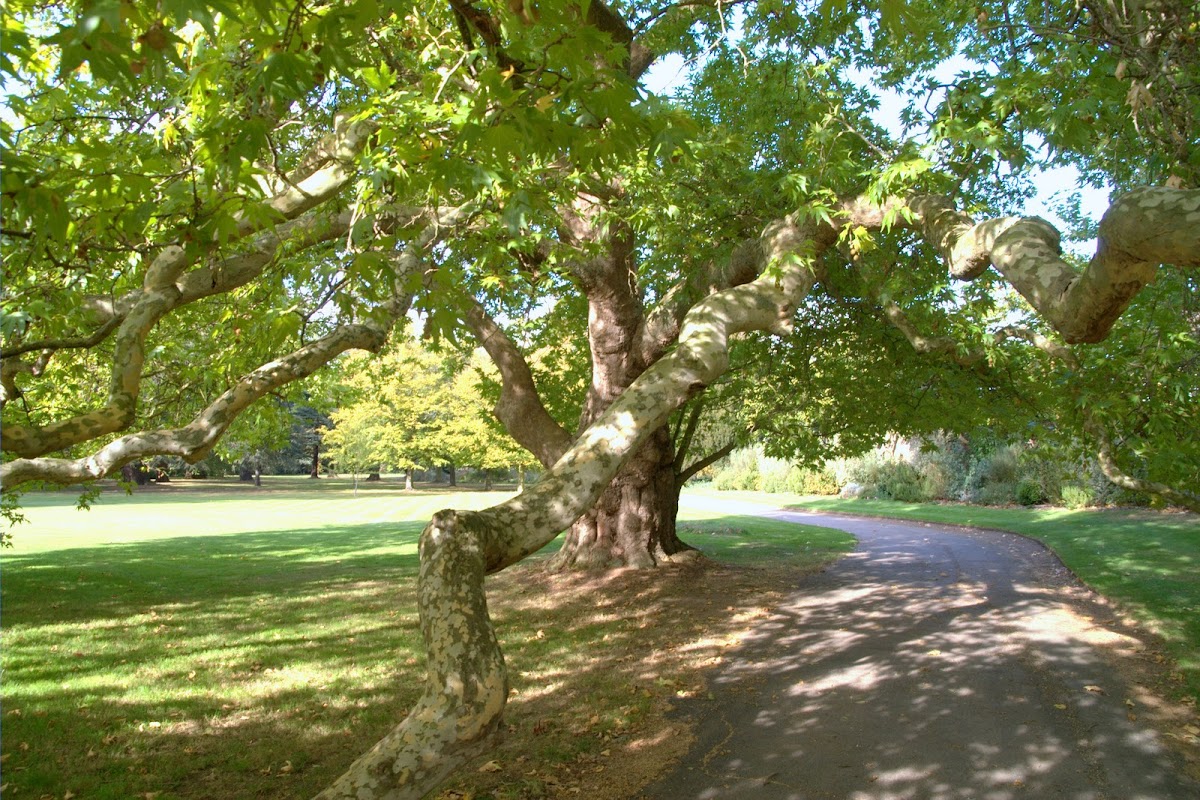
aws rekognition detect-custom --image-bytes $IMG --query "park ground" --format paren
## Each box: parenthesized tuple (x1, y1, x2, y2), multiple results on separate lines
(1, 477, 1197, 800)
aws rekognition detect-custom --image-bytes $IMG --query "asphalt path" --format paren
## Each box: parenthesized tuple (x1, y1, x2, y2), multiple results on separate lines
(641, 496, 1199, 800)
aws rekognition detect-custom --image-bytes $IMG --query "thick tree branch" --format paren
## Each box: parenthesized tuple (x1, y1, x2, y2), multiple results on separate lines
(1087, 420, 1200, 513)
(459, 297, 574, 467)
(640, 239, 763, 364)
(875, 296, 1199, 511)
(678, 439, 737, 485)
(1, 205, 471, 489)
(1, 322, 393, 488)
(672, 396, 707, 473)
(873, 297, 985, 367)
(315, 206, 828, 800)
(2, 116, 373, 459)
(908, 186, 1200, 343)
(1, 315, 123, 360)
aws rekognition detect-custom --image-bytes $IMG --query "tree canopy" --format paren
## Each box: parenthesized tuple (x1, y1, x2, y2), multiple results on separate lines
(2, 0, 1199, 797)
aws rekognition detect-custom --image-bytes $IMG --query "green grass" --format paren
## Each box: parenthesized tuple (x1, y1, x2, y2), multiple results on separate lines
(678, 506, 855, 567)
(0, 477, 851, 800)
(1, 478, 519, 799)
(690, 487, 1200, 700)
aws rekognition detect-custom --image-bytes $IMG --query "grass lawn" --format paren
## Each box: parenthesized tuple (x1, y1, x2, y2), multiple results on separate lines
(690, 486, 1200, 702)
(0, 477, 851, 800)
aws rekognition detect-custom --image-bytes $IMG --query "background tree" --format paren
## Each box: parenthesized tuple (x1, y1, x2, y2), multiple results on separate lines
(320, 401, 384, 495)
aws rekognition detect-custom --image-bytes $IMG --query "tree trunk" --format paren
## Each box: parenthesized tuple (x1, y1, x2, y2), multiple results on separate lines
(448, 461, 457, 487)
(550, 426, 692, 569)
(405, 468, 414, 490)
(366, 470, 381, 482)
(483, 470, 493, 490)
(310, 443, 320, 478)
(317, 210, 825, 798)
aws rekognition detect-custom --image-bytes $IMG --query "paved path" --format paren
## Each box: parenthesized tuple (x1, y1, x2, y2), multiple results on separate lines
(641, 497, 1199, 800)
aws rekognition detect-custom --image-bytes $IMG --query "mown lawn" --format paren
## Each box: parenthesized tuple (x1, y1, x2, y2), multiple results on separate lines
(0, 478, 851, 800)
(690, 486, 1200, 702)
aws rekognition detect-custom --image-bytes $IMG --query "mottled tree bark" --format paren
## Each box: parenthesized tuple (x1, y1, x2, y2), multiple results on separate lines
(1, 205, 471, 489)
(316, 203, 824, 800)
(551, 427, 692, 568)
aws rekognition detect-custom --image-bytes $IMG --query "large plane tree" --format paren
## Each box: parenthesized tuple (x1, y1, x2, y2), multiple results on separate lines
(2, 1, 1198, 797)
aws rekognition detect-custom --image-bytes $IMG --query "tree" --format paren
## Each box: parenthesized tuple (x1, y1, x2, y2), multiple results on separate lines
(3, 1, 1199, 797)
(321, 401, 385, 495)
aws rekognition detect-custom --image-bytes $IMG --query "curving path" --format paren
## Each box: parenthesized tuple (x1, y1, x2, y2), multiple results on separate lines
(640, 496, 1199, 800)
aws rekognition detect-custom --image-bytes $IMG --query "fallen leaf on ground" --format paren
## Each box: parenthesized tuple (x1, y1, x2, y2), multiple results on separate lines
(477, 760, 502, 773)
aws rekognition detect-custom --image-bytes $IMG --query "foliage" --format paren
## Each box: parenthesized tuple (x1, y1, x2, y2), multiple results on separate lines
(715, 427, 1188, 509)
(3, 1, 1198, 795)
(321, 338, 531, 483)
(1061, 484, 1096, 510)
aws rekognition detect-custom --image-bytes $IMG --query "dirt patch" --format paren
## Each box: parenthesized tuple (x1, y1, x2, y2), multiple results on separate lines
(435, 558, 822, 800)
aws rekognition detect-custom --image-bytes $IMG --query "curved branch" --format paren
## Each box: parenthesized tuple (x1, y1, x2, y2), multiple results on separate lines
(1087, 420, 1200, 513)
(875, 296, 1199, 511)
(640, 238, 762, 363)
(0, 209, 354, 458)
(2, 116, 373, 459)
(909, 187, 1200, 343)
(1, 321, 392, 488)
(460, 299, 574, 467)
(0, 315, 123, 359)
(315, 208, 825, 800)
(876, 298, 985, 367)
(1, 205, 472, 488)
(678, 439, 737, 485)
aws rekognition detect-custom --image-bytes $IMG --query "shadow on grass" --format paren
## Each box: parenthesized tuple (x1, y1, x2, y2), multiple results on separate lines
(1, 517, 845, 800)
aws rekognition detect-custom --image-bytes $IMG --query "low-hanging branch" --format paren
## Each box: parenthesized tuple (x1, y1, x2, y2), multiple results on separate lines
(907, 187, 1200, 343)
(871, 280, 1200, 513)
(312, 185, 1200, 799)
(0, 118, 375, 462)
(0, 204, 473, 490)
(459, 295, 574, 468)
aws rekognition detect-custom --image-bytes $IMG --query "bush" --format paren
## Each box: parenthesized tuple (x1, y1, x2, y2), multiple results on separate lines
(975, 481, 1017, 505)
(1015, 479, 1046, 506)
(982, 445, 1021, 485)
(786, 466, 840, 495)
(758, 456, 791, 493)
(847, 456, 924, 502)
(712, 447, 761, 491)
(1061, 484, 1094, 509)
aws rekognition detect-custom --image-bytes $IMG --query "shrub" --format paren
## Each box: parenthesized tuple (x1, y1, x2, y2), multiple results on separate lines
(758, 456, 791, 493)
(787, 466, 840, 495)
(847, 456, 924, 502)
(1061, 484, 1094, 509)
(975, 481, 1017, 505)
(1015, 479, 1046, 506)
(982, 445, 1021, 485)
(712, 447, 761, 491)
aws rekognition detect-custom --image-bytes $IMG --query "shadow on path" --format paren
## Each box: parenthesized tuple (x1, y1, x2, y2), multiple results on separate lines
(642, 497, 1199, 800)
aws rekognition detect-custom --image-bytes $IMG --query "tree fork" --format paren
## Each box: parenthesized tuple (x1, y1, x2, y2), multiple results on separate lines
(314, 211, 824, 798)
